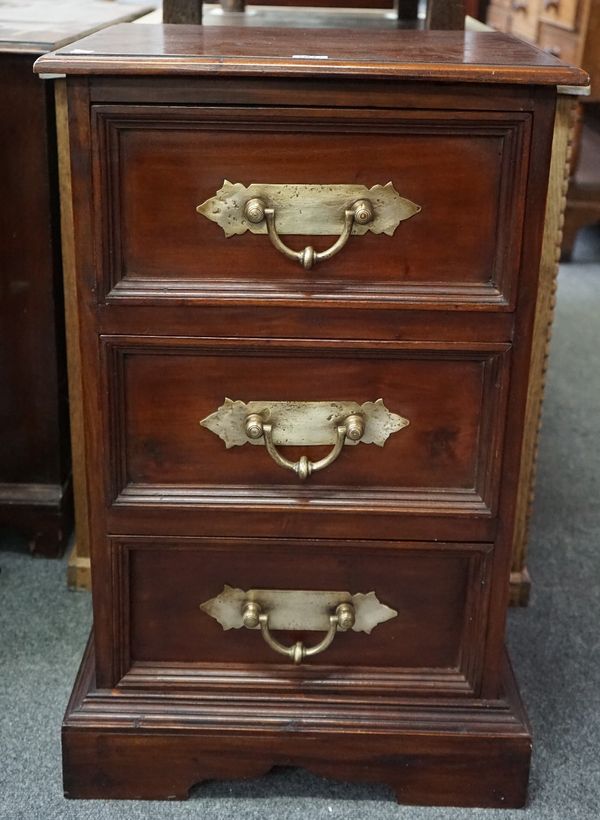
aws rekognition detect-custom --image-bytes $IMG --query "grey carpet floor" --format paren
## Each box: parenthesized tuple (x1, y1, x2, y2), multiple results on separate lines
(1, 255, 599, 819)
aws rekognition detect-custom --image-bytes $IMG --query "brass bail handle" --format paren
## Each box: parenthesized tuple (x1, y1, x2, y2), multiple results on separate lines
(245, 412, 365, 480)
(242, 600, 356, 664)
(244, 197, 374, 270)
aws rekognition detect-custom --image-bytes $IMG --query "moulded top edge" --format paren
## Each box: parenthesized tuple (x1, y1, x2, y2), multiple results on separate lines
(33, 25, 589, 87)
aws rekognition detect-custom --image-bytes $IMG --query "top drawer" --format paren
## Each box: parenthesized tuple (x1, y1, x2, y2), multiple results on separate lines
(94, 105, 532, 310)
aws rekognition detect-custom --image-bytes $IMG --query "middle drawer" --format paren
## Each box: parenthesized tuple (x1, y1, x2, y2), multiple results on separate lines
(104, 336, 510, 533)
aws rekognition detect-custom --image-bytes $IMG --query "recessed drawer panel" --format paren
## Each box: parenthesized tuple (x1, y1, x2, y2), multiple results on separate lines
(104, 337, 510, 520)
(94, 105, 531, 309)
(116, 537, 492, 695)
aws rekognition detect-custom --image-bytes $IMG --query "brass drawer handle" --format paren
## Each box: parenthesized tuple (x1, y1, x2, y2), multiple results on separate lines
(200, 585, 398, 666)
(242, 600, 355, 664)
(244, 196, 373, 270)
(200, 398, 409, 481)
(196, 181, 421, 268)
(245, 411, 365, 480)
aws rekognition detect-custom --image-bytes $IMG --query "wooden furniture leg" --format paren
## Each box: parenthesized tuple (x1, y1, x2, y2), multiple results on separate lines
(426, 0, 465, 29)
(163, 0, 204, 24)
(396, 0, 420, 21)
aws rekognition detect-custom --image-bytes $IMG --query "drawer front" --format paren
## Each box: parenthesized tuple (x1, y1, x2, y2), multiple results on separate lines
(540, 0, 579, 31)
(538, 21, 580, 63)
(115, 537, 492, 695)
(104, 337, 510, 520)
(94, 105, 531, 309)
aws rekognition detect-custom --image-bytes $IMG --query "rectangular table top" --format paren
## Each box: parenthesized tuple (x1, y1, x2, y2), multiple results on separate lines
(34, 24, 588, 86)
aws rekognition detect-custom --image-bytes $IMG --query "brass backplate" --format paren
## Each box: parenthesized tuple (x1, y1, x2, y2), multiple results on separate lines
(200, 586, 398, 634)
(196, 180, 420, 237)
(200, 398, 409, 449)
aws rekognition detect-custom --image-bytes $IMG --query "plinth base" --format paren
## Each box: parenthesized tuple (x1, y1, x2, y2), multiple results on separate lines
(63, 635, 531, 807)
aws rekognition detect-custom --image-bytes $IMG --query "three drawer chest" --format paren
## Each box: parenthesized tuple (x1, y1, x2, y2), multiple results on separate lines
(35, 26, 587, 807)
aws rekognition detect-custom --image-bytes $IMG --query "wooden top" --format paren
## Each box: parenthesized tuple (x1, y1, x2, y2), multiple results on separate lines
(0, 0, 153, 55)
(34, 24, 589, 86)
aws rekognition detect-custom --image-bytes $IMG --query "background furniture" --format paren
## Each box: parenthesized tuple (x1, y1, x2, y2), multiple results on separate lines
(0, 0, 152, 558)
(164, 0, 465, 27)
(39, 24, 585, 805)
(510, 88, 581, 604)
(486, 0, 600, 258)
(484, 0, 597, 601)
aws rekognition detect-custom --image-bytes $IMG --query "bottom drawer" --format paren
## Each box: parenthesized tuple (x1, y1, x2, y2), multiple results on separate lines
(114, 537, 493, 695)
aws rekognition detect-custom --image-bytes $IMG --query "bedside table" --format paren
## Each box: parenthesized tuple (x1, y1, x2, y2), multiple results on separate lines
(35, 25, 586, 807)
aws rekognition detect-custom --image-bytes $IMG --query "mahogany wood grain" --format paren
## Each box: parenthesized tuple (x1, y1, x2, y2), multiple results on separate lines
(95, 304, 515, 341)
(94, 104, 529, 309)
(63, 636, 531, 806)
(105, 339, 509, 514)
(35, 25, 588, 85)
(123, 538, 490, 685)
(86, 75, 548, 109)
(43, 28, 580, 804)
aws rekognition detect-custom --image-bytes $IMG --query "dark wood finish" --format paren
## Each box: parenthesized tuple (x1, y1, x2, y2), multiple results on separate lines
(95, 104, 530, 308)
(40, 25, 587, 85)
(63, 636, 532, 807)
(427, 0, 466, 30)
(122, 537, 491, 690)
(0, 3, 152, 557)
(35, 27, 586, 805)
(396, 0, 420, 19)
(163, 0, 203, 24)
(0, 52, 70, 556)
(106, 339, 509, 512)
